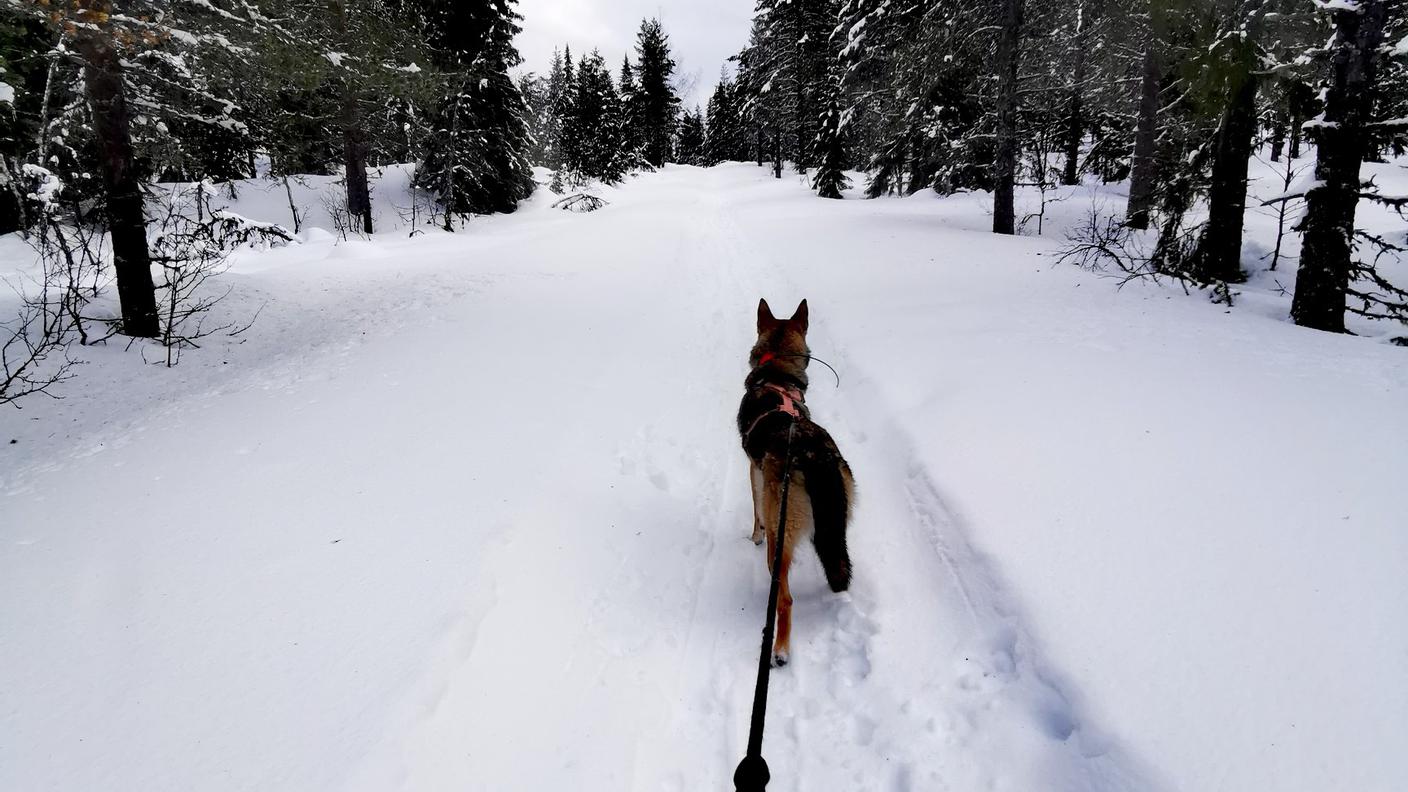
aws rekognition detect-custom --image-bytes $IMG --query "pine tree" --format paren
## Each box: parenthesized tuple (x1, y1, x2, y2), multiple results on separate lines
(675, 107, 706, 165)
(0, 12, 50, 233)
(704, 74, 749, 164)
(562, 50, 627, 182)
(811, 71, 850, 198)
(833, 0, 996, 197)
(416, 0, 535, 221)
(633, 19, 681, 167)
(618, 55, 645, 166)
(1126, 1, 1166, 229)
(991, 0, 1024, 235)
(737, 0, 839, 173)
(1187, 2, 1268, 284)
(1291, 0, 1406, 331)
(546, 45, 575, 170)
(1058, 0, 1107, 186)
(518, 72, 551, 166)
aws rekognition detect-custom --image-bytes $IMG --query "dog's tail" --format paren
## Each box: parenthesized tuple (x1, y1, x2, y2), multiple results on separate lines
(800, 450, 852, 592)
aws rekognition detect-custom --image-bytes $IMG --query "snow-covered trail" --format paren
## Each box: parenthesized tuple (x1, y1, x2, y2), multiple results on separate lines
(1, 166, 1158, 791)
(10, 163, 1407, 792)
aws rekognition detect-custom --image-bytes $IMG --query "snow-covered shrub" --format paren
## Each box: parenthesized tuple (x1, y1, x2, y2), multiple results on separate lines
(551, 193, 608, 213)
(147, 183, 291, 365)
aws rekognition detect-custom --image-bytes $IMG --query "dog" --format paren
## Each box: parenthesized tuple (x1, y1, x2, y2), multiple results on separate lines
(737, 298, 854, 667)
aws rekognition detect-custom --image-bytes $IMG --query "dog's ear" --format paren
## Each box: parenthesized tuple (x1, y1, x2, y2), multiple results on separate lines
(757, 298, 777, 332)
(791, 299, 809, 332)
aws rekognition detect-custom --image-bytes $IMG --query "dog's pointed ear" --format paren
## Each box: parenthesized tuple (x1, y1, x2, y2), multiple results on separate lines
(757, 298, 777, 332)
(791, 299, 809, 332)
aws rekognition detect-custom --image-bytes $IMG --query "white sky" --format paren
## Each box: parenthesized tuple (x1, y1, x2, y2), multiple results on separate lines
(513, 0, 756, 108)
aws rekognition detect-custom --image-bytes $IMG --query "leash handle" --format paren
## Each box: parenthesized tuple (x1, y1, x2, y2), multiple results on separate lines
(734, 419, 797, 792)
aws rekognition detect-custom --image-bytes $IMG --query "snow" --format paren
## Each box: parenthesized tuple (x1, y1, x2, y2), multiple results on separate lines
(2, 159, 1407, 792)
(0, 81, 14, 105)
(19, 163, 63, 207)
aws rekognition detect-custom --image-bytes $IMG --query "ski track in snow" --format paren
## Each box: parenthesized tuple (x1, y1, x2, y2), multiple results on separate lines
(687, 187, 1155, 792)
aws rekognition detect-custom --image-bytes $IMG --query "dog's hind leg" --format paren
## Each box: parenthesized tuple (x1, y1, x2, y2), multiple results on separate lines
(765, 528, 795, 667)
(749, 461, 765, 545)
(762, 468, 807, 666)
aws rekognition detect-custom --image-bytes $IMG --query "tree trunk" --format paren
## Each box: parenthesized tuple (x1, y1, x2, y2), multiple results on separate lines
(332, 0, 372, 235)
(756, 127, 765, 167)
(1288, 109, 1302, 159)
(992, 0, 1023, 235)
(1061, 0, 1093, 186)
(772, 131, 783, 179)
(1061, 89, 1083, 186)
(341, 87, 373, 235)
(1291, 0, 1388, 332)
(1192, 62, 1257, 283)
(77, 31, 160, 338)
(1126, 25, 1161, 229)
(1269, 118, 1285, 162)
(1, 157, 25, 234)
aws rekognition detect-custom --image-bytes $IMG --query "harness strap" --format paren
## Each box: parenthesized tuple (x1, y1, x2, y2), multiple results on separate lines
(743, 382, 804, 440)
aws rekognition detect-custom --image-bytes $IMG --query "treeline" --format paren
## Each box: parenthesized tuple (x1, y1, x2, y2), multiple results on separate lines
(721, 0, 1407, 333)
(1, 0, 535, 336)
(516, 18, 684, 185)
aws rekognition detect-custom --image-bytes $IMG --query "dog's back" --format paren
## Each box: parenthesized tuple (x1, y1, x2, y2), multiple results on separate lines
(738, 377, 854, 592)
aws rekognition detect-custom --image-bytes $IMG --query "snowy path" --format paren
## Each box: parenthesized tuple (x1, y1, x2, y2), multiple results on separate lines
(6, 165, 1406, 792)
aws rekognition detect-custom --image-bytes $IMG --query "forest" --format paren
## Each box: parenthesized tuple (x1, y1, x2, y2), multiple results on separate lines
(1, 0, 1405, 398)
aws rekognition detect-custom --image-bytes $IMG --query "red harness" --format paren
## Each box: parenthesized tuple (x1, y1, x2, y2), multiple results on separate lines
(745, 381, 805, 439)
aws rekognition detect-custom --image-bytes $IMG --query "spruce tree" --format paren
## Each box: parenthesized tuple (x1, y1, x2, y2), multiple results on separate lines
(548, 45, 576, 170)
(416, 0, 534, 220)
(618, 55, 645, 166)
(991, 0, 1024, 235)
(1126, 2, 1166, 229)
(633, 19, 681, 167)
(563, 50, 627, 182)
(811, 72, 850, 198)
(1291, 0, 1406, 330)
(1188, 2, 1267, 284)
(518, 72, 552, 166)
(675, 108, 706, 165)
(704, 75, 748, 164)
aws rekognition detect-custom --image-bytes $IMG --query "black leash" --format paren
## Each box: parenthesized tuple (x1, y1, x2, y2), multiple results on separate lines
(733, 418, 798, 792)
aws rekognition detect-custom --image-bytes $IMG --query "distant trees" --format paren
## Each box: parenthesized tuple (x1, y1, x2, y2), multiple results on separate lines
(561, 49, 628, 182)
(516, 16, 684, 184)
(1, 0, 538, 338)
(703, 75, 750, 164)
(1, 1, 1403, 338)
(734, 0, 841, 177)
(675, 107, 706, 166)
(707, 0, 1403, 333)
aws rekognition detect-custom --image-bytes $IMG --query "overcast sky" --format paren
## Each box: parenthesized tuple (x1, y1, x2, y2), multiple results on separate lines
(514, 0, 756, 108)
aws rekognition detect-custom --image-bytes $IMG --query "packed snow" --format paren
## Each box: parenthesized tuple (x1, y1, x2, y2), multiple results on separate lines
(2, 160, 1406, 792)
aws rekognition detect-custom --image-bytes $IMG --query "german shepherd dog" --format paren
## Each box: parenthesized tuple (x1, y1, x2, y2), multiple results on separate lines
(738, 299, 854, 667)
